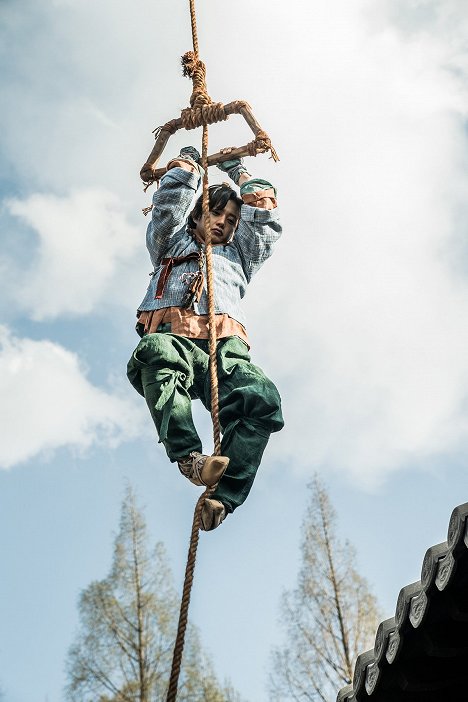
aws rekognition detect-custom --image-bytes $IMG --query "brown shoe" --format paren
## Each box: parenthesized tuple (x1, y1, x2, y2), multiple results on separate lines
(200, 498, 226, 531)
(177, 452, 229, 488)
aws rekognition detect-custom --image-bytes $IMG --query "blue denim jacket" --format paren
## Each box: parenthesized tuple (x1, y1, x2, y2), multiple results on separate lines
(137, 167, 282, 328)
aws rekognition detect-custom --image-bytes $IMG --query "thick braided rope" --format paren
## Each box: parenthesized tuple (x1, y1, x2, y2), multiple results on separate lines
(165, 4, 222, 698)
(165, 493, 205, 702)
(165, 133, 221, 702)
(201, 125, 222, 455)
(188, 0, 199, 56)
(165, 132, 221, 702)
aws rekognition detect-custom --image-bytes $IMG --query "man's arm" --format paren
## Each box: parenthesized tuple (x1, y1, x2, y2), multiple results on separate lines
(216, 157, 281, 279)
(146, 149, 202, 261)
(233, 198, 281, 280)
(235, 178, 281, 280)
(217, 158, 277, 209)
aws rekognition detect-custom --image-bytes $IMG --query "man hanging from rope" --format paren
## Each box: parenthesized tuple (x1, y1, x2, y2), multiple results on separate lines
(127, 146, 284, 531)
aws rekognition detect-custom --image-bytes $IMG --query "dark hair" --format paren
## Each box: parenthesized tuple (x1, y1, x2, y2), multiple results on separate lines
(187, 183, 243, 230)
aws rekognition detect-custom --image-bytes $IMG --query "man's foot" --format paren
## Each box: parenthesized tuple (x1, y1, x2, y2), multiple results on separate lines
(200, 498, 226, 531)
(177, 452, 229, 488)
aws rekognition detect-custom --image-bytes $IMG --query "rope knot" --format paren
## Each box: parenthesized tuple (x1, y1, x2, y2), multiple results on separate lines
(152, 119, 179, 140)
(247, 130, 280, 162)
(180, 102, 228, 130)
(181, 51, 212, 108)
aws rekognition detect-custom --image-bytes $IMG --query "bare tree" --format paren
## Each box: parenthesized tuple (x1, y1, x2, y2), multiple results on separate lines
(269, 476, 381, 702)
(65, 486, 244, 702)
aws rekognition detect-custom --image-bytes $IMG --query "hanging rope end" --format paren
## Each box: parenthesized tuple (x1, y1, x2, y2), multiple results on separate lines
(269, 144, 280, 162)
(181, 51, 198, 78)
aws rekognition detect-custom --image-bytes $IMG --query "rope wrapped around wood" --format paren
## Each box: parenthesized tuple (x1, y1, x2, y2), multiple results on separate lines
(181, 103, 228, 130)
(248, 130, 280, 162)
(180, 51, 229, 130)
(152, 119, 179, 141)
(140, 96, 279, 186)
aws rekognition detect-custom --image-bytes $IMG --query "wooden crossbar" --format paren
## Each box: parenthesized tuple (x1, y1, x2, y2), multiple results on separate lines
(140, 101, 277, 185)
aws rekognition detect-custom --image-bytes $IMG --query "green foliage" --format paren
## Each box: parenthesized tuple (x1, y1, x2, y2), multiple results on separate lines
(269, 476, 381, 702)
(65, 486, 244, 702)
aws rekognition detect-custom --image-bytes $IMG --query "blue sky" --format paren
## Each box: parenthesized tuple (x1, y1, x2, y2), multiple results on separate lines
(2, 0, 468, 700)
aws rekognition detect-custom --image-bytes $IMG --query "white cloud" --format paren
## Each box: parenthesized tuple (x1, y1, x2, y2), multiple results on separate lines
(7, 189, 144, 320)
(0, 326, 146, 469)
(3, 0, 468, 486)
(0, 0, 189, 193)
(243, 0, 468, 486)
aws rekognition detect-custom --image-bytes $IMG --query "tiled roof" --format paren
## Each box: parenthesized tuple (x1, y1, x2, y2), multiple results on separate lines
(337, 502, 468, 702)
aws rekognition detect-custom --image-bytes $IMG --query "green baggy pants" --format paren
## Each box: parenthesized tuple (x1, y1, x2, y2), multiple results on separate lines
(127, 332, 284, 513)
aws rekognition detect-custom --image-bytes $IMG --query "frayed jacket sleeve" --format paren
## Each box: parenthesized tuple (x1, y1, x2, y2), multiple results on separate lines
(146, 167, 200, 265)
(232, 204, 282, 282)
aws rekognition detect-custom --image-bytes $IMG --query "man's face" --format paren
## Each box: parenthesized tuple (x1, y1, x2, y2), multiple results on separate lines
(192, 199, 240, 245)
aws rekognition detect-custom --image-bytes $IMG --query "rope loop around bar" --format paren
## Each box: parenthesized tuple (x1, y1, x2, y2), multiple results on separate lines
(181, 102, 228, 130)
